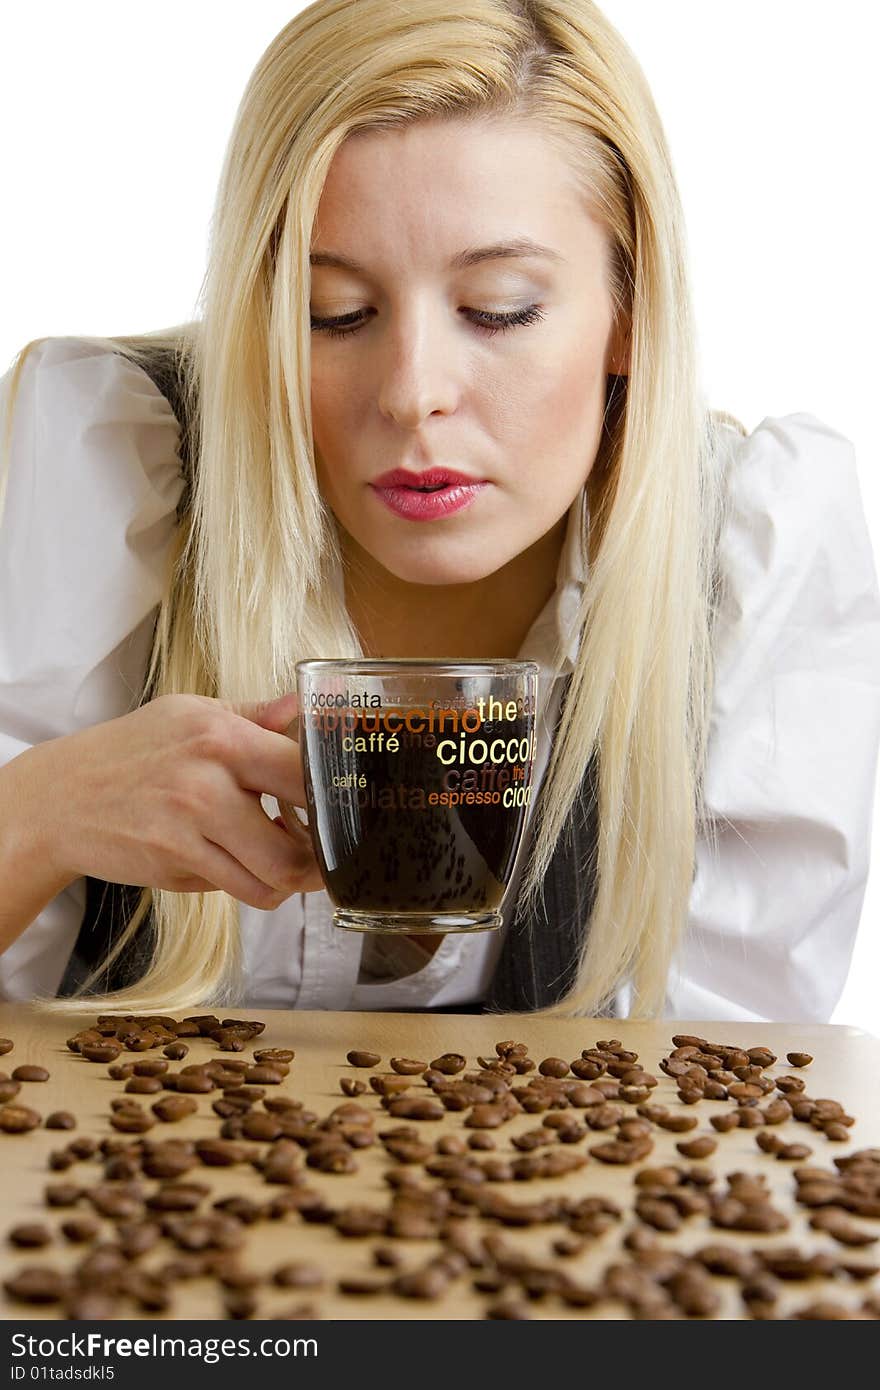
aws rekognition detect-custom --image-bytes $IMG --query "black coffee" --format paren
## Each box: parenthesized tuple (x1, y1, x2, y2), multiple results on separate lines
(301, 708, 536, 916)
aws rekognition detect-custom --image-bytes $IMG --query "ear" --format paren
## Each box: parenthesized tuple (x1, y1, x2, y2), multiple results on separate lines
(606, 312, 630, 377)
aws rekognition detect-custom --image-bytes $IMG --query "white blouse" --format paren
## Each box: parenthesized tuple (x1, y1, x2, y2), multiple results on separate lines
(2, 336, 879, 1022)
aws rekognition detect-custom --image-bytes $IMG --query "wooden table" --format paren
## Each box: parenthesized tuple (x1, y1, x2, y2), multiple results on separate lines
(1, 1006, 878, 1320)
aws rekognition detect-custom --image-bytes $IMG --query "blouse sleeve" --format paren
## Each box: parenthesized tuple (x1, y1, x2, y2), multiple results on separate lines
(669, 413, 880, 1022)
(0, 336, 184, 999)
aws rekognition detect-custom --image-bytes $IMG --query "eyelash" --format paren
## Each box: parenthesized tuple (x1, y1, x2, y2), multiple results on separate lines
(309, 304, 545, 339)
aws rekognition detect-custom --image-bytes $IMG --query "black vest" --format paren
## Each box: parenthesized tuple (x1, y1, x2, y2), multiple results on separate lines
(59, 349, 600, 1013)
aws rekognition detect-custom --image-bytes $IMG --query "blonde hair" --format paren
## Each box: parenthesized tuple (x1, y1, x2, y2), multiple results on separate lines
(4, 0, 733, 1016)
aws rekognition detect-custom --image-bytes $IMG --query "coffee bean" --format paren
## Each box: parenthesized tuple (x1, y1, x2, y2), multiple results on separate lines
(8, 1223, 52, 1248)
(371, 1245, 403, 1269)
(777, 1143, 813, 1161)
(370, 1075, 411, 1097)
(121, 1031, 159, 1053)
(60, 1217, 100, 1244)
(430, 1053, 467, 1075)
(210, 1030, 246, 1052)
(775, 1075, 807, 1095)
(388, 1058, 428, 1076)
(306, 1142, 358, 1174)
(0, 1039, 13, 1056)
(655, 1112, 700, 1133)
(254, 1049, 295, 1064)
(147, 1182, 210, 1213)
(667, 1267, 721, 1317)
(11, 1065, 49, 1082)
(80, 1042, 123, 1063)
(436, 1134, 467, 1156)
(125, 1075, 163, 1095)
(392, 1266, 451, 1299)
(787, 1052, 813, 1068)
(756, 1130, 785, 1154)
(260, 1150, 301, 1185)
(711, 1196, 789, 1233)
(537, 1057, 569, 1078)
(383, 1138, 433, 1164)
(512, 1151, 588, 1181)
(675, 1136, 717, 1160)
(222, 1289, 256, 1318)
(244, 1065, 284, 1086)
(273, 1261, 325, 1288)
(347, 1051, 381, 1068)
(570, 1058, 605, 1080)
(109, 1108, 155, 1133)
(4, 1266, 64, 1304)
(340, 1078, 366, 1097)
(213, 1098, 247, 1119)
(590, 1138, 652, 1165)
(0, 1080, 21, 1102)
(132, 1059, 169, 1078)
(387, 1096, 445, 1122)
(0, 1104, 42, 1132)
(737, 1107, 766, 1130)
(221, 1084, 260, 1102)
(107, 1063, 135, 1081)
(635, 1165, 682, 1188)
(44, 1111, 76, 1131)
(88, 1186, 145, 1220)
(44, 1181, 82, 1208)
(808, 1209, 877, 1247)
(746, 1047, 777, 1068)
(195, 1139, 248, 1167)
(212, 1196, 262, 1226)
(174, 1072, 215, 1094)
(151, 1095, 198, 1123)
(463, 1103, 509, 1130)
(334, 1206, 389, 1238)
(163, 1043, 189, 1061)
(240, 1112, 283, 1142)
(635, 1196, 682, 1231)
(617, 1118, 651, 1141)
(824, 1123, 851, 1142)
(117, 1222, 162, 1259)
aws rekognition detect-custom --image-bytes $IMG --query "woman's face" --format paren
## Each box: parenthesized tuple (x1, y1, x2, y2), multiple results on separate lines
(308, 116, 625, 587)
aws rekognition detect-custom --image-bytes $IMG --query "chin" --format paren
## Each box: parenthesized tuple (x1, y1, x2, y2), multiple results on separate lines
(370, 540, 506, 588)
(384, 556, 497, 587)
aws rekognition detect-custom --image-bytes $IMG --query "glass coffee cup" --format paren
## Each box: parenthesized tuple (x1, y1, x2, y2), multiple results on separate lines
(279, 659, 539, 933)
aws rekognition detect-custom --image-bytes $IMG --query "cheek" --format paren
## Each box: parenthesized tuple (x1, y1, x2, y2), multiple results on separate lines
(491, 339, 607, 470)
(310, 360, 361, 451)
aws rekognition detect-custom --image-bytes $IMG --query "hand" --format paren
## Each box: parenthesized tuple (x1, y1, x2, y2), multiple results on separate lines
(24, 692, 325, 910)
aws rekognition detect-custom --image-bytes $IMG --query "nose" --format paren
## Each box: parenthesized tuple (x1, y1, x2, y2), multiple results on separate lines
(376, 303, 460, 428)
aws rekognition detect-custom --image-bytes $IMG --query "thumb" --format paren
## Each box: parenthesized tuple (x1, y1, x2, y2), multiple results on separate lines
(228, 692, 300, 736)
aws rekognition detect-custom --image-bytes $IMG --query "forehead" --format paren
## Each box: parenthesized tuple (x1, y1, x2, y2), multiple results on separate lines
(312, 116, 605, 271)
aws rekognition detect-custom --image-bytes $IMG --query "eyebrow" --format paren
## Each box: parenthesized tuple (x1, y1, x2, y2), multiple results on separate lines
(309, 237, 565, 273)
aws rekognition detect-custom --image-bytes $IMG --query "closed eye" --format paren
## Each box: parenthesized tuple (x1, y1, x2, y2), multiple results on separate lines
(310, 304, 545, 339)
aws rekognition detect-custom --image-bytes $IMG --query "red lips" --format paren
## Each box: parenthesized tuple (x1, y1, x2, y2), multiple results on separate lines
(371, 467, 485, 489)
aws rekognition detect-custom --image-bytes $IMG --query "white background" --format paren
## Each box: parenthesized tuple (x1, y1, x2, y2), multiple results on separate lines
(1, 2, 877, 1031)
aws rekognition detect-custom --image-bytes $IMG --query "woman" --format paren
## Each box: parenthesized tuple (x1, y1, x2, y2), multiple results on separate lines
(1, 0, 878, 1019)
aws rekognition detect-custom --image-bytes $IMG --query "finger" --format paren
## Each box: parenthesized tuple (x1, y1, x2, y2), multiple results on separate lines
(203, 786, 318, 900)
(218, 716, 308, 807)
(229, 691, 300, 734)
(191, 836, 292, 912)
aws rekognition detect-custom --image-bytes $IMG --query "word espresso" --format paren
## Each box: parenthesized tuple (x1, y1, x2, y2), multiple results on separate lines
(302, 700, 537, 916)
